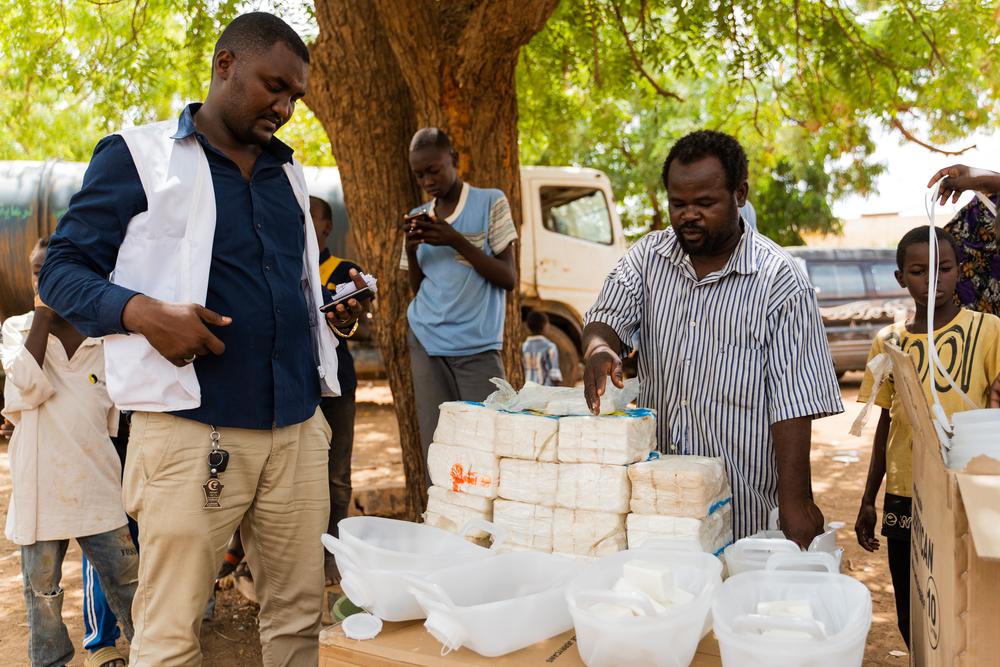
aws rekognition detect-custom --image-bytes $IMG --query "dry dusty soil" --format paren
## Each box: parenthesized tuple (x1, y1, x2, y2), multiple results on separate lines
(0, 377, 910, 665)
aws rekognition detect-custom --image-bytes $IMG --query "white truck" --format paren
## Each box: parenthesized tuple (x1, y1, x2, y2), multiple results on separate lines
(2, 161, 628, 384)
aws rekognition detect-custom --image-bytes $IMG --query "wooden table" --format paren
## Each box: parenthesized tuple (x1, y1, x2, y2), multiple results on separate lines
(320, 619, 723, 666)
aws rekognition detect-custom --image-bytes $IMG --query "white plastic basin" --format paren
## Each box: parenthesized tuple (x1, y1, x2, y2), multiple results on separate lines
(565, 546, 723, 667)
(321, 517, 504, 621)
(405, 551, 582, 657)
(713, 557, 871, 667)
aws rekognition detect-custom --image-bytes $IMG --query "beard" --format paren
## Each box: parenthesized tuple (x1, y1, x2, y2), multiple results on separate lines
(674, 206, 742, 257)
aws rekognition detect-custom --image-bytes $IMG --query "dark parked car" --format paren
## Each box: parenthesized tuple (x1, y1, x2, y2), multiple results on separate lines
(784, 247, 911, 376)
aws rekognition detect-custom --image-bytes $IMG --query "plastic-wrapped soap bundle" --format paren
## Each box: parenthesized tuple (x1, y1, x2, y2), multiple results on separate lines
(494, 411, 559, 462)
(626, 504, 733, 554)
(556, 463, 631, 514)
(625, 454, 734, 555)
(423, 486, 494, 541)
(493, 499, 555, 552)
(433, 401, 498, 452)
(427, 442, 500, 499)
(557, 409, 655, 465)
(628, 455, 732, 517)
(498, 459, 559, 505)
(552, 508, 627, 558)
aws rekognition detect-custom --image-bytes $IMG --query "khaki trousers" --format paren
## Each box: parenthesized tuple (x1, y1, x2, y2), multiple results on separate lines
(123, 408, 331, 666)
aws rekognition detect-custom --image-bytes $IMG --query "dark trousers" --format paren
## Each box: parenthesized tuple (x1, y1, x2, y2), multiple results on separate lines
(320, 391, 357, 539)
(887, 537, 910, 648)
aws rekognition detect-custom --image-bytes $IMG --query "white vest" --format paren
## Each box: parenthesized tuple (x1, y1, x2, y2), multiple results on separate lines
(103, 120, 341, 412)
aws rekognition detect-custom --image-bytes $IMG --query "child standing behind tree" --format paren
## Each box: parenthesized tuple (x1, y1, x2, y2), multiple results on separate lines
(854, 226, 1000, 649)
(2, 238, 137, 667)
(522, 311, 563, 386)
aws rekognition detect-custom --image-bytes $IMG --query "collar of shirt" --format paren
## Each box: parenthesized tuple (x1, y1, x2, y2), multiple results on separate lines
(654, 218, 758, 282)
(9, 311, 101, 348)
(170, 103, 295, 164)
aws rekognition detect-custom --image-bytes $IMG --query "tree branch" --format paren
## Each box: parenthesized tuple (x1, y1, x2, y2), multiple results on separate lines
(890, 118, 976, 156)
(897, 0, 945, 68)
(586, 0, 602, 87)
(606, 0, 683, 102)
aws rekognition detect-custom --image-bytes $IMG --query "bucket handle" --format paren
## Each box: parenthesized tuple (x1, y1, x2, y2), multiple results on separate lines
(402, 574, 456, 609)
(732, 613, 827, 640)
(320, 533, 363, 572)
(459, 519, 507, 551)
(765, 551, 839, 573)
(571, 589, 658, 617)
(729, 538, 801, 556)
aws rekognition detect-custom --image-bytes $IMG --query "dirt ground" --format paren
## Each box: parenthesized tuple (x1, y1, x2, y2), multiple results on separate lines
(0, 377, 908, 665)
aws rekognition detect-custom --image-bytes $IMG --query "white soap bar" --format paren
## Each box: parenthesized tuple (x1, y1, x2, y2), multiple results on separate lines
(626, 504, 734, 554)
(557, 411, 655, 465)
(427, 443, 500, 498)
(628, 456, 731, 517)
(757, 600, 824, 638)
(494, 411, 559, 462)
(587, 601, 640, 618)
(433, 402, 498, 452)
(423, 486, 493, 540)
(623, 559, 675, 603)
(552, 508, 627, 557)
(498, 459, 559, 505)
(556, 463, 631, 513)
(493, 499, 554, 552)
(611, 579, 667, 614)
(757, 600, 813, 619)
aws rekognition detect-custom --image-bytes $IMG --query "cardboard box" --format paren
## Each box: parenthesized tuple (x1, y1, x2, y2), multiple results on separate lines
(319, 619, 723, 666)
(885, 345, 1000, 666)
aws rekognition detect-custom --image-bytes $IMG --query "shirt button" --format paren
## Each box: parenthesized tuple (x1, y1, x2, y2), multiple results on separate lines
(275, 306, 282, 314)
(689, 320, 697, 327)
(264, 265, 272, 272)
(256, 223, 262, 230)
(685, 359, 691, 366)
(680, 399, 688, 407)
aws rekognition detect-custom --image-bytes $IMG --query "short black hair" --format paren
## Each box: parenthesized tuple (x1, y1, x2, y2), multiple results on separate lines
(526, 310, 548, 334)
(35, 236, 50, 250)
(214, 12, 309, 65)
(310, 195, 332, 220)
(896, 226, 961, 270)
(661, 130, 748, 192)
(410, 127, 455, 154)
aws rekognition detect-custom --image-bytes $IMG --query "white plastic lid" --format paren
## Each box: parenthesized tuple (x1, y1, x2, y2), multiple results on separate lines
(343, 613, 383, 640)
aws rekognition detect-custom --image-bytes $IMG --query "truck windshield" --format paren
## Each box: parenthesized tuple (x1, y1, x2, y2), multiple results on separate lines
(541, 187, 613, 245)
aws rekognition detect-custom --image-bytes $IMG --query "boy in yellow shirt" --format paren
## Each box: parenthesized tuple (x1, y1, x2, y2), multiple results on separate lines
(855, 226, 1000, 648)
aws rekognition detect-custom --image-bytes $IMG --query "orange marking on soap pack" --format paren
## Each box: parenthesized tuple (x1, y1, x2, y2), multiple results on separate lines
(449, 463, 492, 491)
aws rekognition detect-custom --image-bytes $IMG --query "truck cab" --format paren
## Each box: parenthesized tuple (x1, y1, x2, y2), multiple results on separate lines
(518, 166, 627, 383)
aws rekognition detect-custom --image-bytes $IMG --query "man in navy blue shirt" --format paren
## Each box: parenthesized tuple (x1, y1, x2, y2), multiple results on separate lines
(38, 13, 368, 666)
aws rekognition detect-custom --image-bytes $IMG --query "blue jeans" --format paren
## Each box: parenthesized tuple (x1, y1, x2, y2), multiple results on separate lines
(83, 518, 139, 651)
(21, 525, 138, 667)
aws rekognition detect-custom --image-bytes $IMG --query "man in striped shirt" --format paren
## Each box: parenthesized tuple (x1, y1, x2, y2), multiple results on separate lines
(583, 131, 843, 546)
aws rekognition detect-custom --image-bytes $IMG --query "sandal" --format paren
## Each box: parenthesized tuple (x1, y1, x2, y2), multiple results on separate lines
(85, 646, 127, 667)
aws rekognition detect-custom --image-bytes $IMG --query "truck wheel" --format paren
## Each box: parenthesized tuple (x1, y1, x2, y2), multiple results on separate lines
(547, 326, 580, 387)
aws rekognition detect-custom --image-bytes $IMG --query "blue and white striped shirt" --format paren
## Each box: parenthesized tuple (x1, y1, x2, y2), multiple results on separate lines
(585, 225, 843, 539)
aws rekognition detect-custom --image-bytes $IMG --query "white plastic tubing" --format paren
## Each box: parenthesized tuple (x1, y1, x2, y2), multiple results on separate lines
(922, 182, 987, 443)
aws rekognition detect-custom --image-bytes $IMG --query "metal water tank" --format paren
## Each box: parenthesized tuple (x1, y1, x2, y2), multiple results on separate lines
(0, 161, 87, 320)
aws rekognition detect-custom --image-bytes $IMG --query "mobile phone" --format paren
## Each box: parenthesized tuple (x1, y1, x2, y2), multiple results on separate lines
(404, 210, 434, 225)
(320, 286, 374, 313)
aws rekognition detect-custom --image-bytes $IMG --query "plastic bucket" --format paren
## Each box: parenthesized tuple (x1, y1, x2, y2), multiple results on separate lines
(565, 545, 723, 667)
(405, 552, 582, 657)
(321, 517, 504, 621)
(713, 556, 871, 667)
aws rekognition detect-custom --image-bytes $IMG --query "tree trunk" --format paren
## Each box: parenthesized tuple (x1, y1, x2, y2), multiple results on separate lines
(309, 0, 559, 517)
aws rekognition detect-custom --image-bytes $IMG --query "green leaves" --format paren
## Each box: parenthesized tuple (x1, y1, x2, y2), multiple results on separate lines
(518, 0, 1000, 242)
